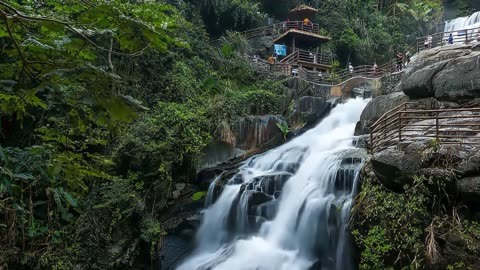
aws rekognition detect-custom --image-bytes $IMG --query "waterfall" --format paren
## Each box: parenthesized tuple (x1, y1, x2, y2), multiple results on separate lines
(444, 11, 480, 32)
(178, 98, 369, 270)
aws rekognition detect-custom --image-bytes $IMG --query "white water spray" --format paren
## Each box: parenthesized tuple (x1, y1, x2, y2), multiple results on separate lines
(178, 98, 369, 270)
(444, 11, 480, 32)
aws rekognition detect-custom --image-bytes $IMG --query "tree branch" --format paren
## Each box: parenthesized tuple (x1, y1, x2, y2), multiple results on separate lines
(0, 1, 150, 57)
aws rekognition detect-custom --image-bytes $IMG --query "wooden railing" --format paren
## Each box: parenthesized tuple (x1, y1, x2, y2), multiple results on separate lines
(244, 54, 290, 76)
(370, 103, 480, 152)
(280, 49, 333, 66)
(211, 21, 323, 44)
(293, 59, 398, 85)
(240, 21, 321, 40)
(297, 49, 333, 65)
(281, 21, 321, 35)
(415, 25, 480, 52)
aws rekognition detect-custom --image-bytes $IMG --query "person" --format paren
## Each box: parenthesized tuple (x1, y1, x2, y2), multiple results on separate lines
(291, 67, 298, 77)
(396, 51, 404, 71)
(348, 63, 354, 75)
(372, 62, 378, 76)
(303, 18, 313, 30)
(267, 55, 275, 65)
(448, 33, 454, 45)
(424, 36, 429, 49)
(427, 34, 433, 49)
(404, 52, 411, 68)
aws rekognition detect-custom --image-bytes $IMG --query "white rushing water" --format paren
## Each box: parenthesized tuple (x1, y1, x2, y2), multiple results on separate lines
(178, 98, 369, 270)
(444, 11, 480, 32)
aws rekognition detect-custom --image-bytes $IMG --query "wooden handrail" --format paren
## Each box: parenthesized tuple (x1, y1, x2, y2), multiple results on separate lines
(370, 102, 480, 153)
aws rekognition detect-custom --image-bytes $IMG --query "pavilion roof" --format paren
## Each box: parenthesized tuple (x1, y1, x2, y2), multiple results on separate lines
(288, 5, 318, 20)
(273, 29, 330, 47)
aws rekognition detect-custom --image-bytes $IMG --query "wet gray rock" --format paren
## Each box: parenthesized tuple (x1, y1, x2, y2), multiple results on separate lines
(457, 176, 480, 205)
(250, 191, 273, 207)
(374, 148, 424, 175)
(175, 183, 186, 193)
(457, 152, 480, 175)
(172, 191, 181, 200)
(402, 61, 448, 98)
(288, 96, 333, 127)
(401, 45, 480, 103)
(433, 54, 480, 102)
(380, 71, 404, 95)
(233, 115, 286, 151)
(355, 92, 409, 135)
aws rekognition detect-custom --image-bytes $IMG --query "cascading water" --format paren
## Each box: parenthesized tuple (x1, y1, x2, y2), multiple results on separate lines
(178, 98, 369, 270)
(444, 11, 480, 32)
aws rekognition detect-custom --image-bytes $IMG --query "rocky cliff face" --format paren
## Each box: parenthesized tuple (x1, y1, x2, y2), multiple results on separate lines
(354, 91, 409, 135)
(402, 44, 480, 102)
(352, 44, 480, 270)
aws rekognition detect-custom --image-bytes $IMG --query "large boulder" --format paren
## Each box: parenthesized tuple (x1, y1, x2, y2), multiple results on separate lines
(288, 96, 334, 127)
(457, 176, 480, 206)
(401, 61, 448, 98)
(233, 115, 285, 151)
(402, 44, 480, 103)
(433, 53, 480, 102)
(354, 92, 409, 135)
(405, 44, 474, 76)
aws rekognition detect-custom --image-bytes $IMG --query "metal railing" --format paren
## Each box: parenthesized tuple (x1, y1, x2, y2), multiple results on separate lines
(370, 103, 480, 152)
(416, 26, 480, 52)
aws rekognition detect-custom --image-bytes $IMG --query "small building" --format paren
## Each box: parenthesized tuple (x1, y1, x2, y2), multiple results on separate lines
(274, 5, 332, 72)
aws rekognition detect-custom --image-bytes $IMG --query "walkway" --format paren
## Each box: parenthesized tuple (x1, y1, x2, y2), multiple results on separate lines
(415, 25, 480, 52)
(245, 53, 398, 86)
(370, 103, 480, 153)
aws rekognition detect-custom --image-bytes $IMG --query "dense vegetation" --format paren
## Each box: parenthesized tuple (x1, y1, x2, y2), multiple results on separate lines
(0, 0, 466, 269)
(353, 144, 480, 269)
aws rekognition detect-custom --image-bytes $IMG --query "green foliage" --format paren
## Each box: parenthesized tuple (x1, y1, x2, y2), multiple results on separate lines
(317, 0, 443, 64)
(276, 122, 290, 141)
(192, 191, 208, 201)
(352, 175, 430, 268)
(186, 0, 266, 36)
(0, 146, 108, 266)
(117, 101, 212, 175)
(352, 226, 393, 270)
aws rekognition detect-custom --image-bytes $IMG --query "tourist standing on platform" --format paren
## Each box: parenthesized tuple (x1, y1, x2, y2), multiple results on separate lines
(448, 33, 454, 44)
(373, 62, 378, 76)
(425, 34, 432, 49)
(348, 63, 354, 75)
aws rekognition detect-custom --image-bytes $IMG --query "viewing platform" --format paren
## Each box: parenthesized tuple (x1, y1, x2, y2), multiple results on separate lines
(415, 25, 480, 52)
(239, 21, 328, 41)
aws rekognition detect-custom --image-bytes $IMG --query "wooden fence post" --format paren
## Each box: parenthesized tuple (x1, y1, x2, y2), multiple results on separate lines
(398, 112, 402, 144)
(435, 111, 439, 142)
